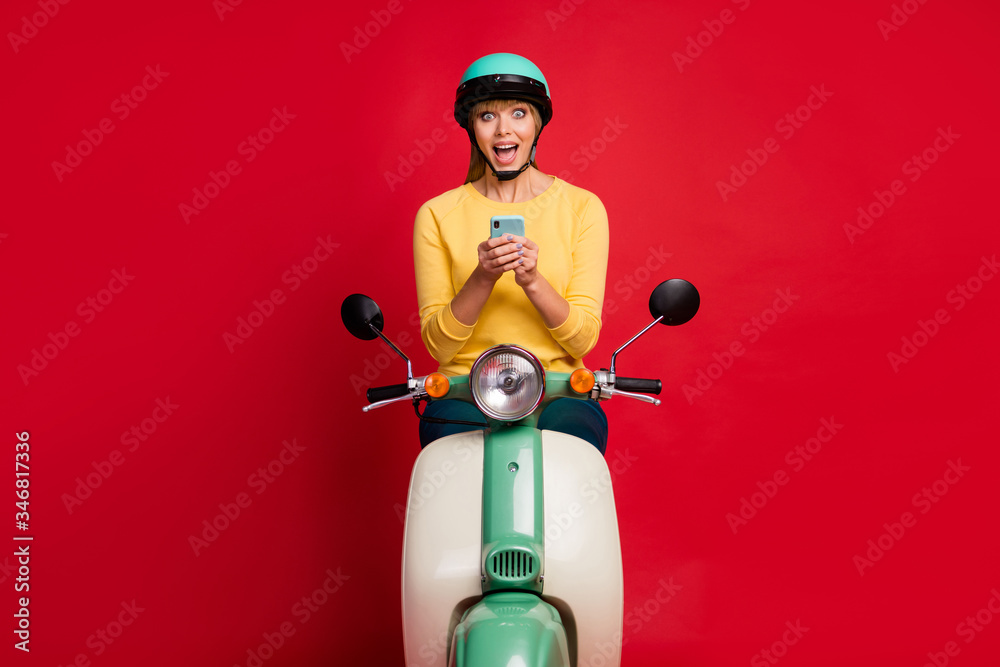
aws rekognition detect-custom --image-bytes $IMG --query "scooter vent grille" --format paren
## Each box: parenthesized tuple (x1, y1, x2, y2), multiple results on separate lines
(490, 549, 535, 581)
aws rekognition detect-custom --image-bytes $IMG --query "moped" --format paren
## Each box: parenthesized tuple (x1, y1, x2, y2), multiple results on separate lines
(341, 279, 699, 666)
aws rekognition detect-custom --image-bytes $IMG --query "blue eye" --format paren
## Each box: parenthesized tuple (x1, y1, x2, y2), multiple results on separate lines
(513, 109, 525, 118)
(481, 112, 495, 121)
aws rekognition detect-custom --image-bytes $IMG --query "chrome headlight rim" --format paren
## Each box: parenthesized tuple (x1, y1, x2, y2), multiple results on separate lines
(469, 345, 545, 422)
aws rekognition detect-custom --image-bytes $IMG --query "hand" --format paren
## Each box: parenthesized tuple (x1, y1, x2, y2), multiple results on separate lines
(511, 236, 539, 287)
(476, 234, 527, 282)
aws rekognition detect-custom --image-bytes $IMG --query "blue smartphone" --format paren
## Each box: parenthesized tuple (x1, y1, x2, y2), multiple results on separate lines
(490, 215, 525, 239)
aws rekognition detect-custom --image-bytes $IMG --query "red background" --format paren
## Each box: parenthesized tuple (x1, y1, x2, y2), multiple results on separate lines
(3, 0, 999, 665)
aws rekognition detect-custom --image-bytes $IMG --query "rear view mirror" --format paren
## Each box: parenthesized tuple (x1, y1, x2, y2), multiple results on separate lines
(649, 279, 700, 326)
(341, 294, 384, 340)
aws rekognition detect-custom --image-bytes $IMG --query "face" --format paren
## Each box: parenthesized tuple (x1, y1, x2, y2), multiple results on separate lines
(472, 101, 537, 171)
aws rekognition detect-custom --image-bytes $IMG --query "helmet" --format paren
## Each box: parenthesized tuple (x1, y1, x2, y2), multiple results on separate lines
(454, 53, 552, 129)
(454, 53, 552, 182)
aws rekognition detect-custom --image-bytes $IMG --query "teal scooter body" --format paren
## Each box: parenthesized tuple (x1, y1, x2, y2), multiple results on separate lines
(437, 375, 572, 665)
(450, 389, 570, 665)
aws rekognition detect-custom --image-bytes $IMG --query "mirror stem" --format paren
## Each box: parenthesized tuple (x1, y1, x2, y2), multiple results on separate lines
(610, 315, 664, 376)
(368, 321, 414, 381)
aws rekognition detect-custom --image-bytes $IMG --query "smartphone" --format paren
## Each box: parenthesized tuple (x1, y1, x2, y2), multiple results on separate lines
(490, 215, 525, 239)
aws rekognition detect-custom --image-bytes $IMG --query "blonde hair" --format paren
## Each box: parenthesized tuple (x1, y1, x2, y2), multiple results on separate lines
(464, 99, 542, 183)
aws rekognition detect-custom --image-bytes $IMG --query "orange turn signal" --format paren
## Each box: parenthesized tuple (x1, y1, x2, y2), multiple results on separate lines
(569, 368, 595, 394)
(424, 372, 450, 398)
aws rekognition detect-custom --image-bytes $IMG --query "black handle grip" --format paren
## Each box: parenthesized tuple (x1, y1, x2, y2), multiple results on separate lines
(366, 383, 410, 403)
(616, 376, 662, 395)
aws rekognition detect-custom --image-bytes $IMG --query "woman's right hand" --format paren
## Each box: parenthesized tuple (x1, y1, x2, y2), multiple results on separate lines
(476, 234, 523, 281)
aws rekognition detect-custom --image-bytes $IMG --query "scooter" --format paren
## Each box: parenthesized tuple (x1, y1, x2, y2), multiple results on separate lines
(341, 279, 699, 666)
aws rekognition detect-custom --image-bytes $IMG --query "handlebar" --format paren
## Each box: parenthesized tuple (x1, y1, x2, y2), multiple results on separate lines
(362, 373, 665, 409)
(366, 383, 410, 403)
(614, 376, 662, 395)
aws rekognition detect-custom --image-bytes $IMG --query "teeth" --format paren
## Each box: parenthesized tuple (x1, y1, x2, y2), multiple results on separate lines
(496, 144, 516, 149)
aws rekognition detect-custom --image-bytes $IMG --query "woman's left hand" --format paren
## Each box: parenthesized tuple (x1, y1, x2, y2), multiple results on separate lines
(511, 236, 540, 287)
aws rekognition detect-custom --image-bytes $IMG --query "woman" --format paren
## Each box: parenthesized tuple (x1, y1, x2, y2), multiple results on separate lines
(414, 53, 610, 452)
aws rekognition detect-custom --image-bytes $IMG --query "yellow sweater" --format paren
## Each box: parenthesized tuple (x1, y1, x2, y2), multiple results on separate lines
(413, 177, 609, 376)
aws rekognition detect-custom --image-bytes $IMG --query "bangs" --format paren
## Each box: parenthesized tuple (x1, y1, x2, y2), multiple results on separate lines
(469, 98, 541, 125)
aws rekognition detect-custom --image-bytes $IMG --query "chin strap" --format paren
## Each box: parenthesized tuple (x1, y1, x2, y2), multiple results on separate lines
(467, 126, 542, 182)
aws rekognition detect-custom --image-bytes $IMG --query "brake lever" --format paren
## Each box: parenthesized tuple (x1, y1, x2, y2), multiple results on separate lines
(597, 386, 661, 406)
(363, 392, 423, 412)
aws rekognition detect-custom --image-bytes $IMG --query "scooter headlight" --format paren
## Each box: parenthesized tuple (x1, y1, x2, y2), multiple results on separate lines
(470, 345, 545, 421)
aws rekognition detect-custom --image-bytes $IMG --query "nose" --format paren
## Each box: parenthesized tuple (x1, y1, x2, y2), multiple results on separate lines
(495, 114, 511, 135)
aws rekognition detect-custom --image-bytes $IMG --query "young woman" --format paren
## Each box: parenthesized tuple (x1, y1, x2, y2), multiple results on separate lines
(413, 53, 610, 452)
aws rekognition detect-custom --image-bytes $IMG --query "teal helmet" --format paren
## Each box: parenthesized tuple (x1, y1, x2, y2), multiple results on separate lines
(454, 53, 553, 129)
(454, 53, 552, 181)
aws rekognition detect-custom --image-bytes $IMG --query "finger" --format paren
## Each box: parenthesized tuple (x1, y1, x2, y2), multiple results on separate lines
(493, 243, 523, 259)
(488, 234, 518, 248)
(493, 250, 522, 266)
(482, 239, 502, 252)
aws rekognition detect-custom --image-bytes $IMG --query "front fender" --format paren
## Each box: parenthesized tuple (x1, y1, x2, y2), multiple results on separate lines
(451, 592, 569, 667)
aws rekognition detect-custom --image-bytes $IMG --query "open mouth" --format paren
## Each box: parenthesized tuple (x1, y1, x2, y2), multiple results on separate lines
(492, 143, 519, 165)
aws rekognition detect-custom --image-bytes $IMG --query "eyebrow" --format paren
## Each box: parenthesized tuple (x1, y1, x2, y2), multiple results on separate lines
(481, 105, 526, 114)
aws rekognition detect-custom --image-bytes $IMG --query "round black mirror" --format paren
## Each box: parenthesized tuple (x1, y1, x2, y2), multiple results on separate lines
(341, 294, 384, 340)
(649, 279, 700, 325)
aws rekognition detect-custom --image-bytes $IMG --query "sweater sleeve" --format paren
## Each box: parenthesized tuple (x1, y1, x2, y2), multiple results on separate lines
(413, 203, 476, 364)
(546, 194, 609, 359)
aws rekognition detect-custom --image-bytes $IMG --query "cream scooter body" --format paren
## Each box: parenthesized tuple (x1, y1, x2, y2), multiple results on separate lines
(341, 279, 699, 666)
(401, 378, 625, 666)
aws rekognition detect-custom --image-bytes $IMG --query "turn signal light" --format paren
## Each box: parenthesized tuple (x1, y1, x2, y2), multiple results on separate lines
(424, 372, 450, 398)
(569, 369, 595, 394)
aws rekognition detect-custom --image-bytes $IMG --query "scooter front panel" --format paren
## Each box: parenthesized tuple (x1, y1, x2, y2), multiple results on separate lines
(401, 431, 484, 666)
(401, 428, 624, 666)
(542, 430, 624, 667)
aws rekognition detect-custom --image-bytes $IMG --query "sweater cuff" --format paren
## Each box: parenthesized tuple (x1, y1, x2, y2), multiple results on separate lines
(439, 301, 477, 340)
(547, 307, 585, 349)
